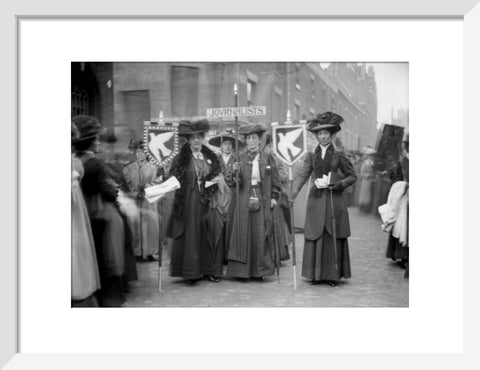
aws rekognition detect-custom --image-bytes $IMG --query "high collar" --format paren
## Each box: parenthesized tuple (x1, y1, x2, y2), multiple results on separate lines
(319, 143, 332, 152)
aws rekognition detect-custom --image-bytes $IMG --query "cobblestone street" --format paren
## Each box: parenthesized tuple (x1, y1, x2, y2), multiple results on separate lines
(124, 207, 408, 307)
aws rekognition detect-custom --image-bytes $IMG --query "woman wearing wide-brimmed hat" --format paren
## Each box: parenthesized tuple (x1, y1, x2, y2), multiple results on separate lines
(226, 124, 281, 280)
(123, 139, 162, 262)
(292, 112, 356, 287)
(167, 119, 224, 284)
(72, 115, 127, 306)
(208, 130, 244, 262)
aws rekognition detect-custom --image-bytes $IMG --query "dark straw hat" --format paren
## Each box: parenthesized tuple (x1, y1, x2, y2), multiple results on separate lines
(238, 124, 267, 137)
(72, 115, 105, 142)
(178, 119, 210, 137)
(208, 131, 244, 149)
(307, 112, 343, 133)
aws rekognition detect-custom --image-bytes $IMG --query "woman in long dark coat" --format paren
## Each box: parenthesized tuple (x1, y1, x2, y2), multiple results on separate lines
(167, 120, 223, 284)
(208, 131, 244, 263)
(293, 112, 356, 287)
(226, 124, 281, 280)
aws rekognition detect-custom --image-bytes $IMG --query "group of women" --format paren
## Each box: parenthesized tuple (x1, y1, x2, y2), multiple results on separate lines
(166, 112, 356, 287)
(72, 110, 359, 306)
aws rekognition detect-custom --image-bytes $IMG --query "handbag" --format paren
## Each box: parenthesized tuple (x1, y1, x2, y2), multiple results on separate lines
(248, 187, 261, 212)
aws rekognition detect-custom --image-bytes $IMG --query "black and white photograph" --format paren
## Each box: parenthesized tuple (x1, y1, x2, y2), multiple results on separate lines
(71, 61, 409, 308)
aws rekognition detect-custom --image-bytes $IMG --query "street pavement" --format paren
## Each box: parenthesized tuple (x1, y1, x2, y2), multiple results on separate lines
(123, 207, 408, 307)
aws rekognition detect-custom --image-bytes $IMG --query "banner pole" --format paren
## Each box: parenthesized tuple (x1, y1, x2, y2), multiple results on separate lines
(288, 166, 297, 290)
(234, 84, 240, 264)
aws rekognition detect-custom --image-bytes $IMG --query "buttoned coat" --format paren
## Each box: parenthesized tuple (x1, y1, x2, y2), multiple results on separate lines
(227, 151, 281, 264)
(293, 145, 356, 241)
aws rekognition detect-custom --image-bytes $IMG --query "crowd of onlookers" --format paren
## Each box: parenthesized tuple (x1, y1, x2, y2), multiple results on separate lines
(342, 137, 409, 279)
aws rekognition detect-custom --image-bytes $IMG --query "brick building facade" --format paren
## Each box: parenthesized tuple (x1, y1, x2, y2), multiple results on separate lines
(71, 62, 378, 153)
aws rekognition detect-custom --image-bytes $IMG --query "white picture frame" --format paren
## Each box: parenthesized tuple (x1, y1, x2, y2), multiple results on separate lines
(2, 0, 479, 368)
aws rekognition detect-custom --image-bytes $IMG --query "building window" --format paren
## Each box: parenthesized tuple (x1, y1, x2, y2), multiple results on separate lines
(294, 101, 301, 121)
(247, 80, 256, 106)
(170, 65, 199, 118)
(272, 87, 282, 122)
(71, 92, 89, 116)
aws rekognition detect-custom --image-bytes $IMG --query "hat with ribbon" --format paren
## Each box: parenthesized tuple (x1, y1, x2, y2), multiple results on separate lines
(208, 130, 245, 149)
(178, 119, 211, 137)
(307, 112, 343, 133)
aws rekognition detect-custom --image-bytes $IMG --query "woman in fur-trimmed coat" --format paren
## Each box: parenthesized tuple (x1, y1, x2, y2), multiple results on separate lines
(167, 120, 223, 284)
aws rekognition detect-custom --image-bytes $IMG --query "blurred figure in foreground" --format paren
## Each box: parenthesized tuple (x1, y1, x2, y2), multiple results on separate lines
(73, 115, 126, 307)
(71, 122, 101, 307)
(381, 133, 409, 278)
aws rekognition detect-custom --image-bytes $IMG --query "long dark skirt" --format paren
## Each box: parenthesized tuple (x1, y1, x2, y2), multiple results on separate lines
(170, 187, 223, 279)
(226, 207, 275, 279)
(386, 233, 409, 261)
(302, 231, 351, 282)
(222, 187, 237, 263)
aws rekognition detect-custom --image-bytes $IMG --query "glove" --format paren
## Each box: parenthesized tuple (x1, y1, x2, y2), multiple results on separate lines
(330, 182, 343, 191)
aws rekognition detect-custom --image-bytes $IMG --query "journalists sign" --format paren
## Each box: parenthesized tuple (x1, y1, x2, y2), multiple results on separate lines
(206, 106, 267, 119)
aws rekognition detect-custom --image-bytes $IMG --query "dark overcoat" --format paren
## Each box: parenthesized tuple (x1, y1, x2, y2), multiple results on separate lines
(166, 144, 223, 278)
(293, 145, 356, 241)
(227, 151, 281, 264)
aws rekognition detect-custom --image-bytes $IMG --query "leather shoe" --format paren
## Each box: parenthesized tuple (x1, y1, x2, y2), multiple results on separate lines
(205, 275, 220, 283)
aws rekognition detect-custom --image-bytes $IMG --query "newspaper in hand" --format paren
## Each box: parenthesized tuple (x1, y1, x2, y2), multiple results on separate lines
(314, 172, 332, 189)
(144, 176, 181, 203)
(205, 175, 222, 188)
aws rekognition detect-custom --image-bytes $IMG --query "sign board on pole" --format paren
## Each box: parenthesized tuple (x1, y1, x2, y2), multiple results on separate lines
(272, 123, 308, 166)
(206, 106, 267, 119)
(143, 122, 180, 167)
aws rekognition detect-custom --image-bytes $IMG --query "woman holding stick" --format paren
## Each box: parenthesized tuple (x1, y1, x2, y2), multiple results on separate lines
(292, 112, 356, 287)
(226, 124, 281, 280)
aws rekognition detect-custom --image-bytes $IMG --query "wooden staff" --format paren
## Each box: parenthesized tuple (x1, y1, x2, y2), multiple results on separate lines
(234, 84, 240, 258)
(329, 187, 338, 271)
(288, 166, 297, 290)
(272, 206, 281, 284)
(158, 217, 163, 292)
